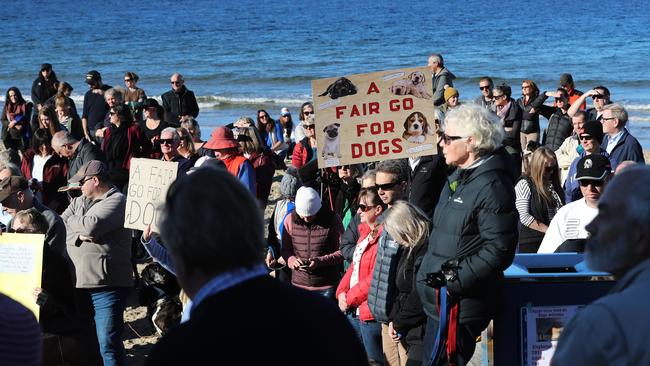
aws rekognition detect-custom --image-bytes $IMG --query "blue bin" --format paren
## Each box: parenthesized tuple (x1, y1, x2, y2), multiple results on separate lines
(490, 253, 615, 365)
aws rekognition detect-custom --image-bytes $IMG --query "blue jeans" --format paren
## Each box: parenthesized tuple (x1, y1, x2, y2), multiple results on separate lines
(348, 313, 384, 365)
(89, 287, 131, 366)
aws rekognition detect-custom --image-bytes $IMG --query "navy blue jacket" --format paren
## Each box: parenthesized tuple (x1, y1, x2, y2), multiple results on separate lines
(602, 129, 645, 164)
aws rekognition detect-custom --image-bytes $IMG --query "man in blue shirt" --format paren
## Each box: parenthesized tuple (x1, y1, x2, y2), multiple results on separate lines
(601, 103, 645, 164)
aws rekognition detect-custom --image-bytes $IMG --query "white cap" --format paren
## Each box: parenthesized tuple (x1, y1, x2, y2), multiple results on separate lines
(295, 187, 322, 217)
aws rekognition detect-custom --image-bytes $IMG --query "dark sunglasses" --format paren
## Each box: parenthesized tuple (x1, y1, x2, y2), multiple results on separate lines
(591, 95, 605, 100)
(493, 94, 506, 99)
(579, 179, 604, 187)
(79, 175, 95, 185)
(303, 111, 314, 115)
(357, 204, 376, 212)
(375, 181, 400, 191)
(124, 78, 132, 82)
(304, 124, 315, 129)
(441, 132, 464, 145)
(479, 86, 490, 91)
(159, 138, 175, 145)
(579, 135, 593, 141)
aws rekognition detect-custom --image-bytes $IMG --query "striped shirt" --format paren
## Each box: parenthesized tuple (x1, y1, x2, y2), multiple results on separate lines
(515, 179, 562, 227)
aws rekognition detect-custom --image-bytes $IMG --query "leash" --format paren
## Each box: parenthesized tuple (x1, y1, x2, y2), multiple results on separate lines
(428, 286, 460, 366)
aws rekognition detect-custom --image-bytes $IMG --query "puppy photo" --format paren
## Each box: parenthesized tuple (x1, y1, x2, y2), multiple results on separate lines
(321, 123, 342, 158)
(402, 112, 432, 144)
(389, 71, 432, 99)
(319, 77, 358, 99)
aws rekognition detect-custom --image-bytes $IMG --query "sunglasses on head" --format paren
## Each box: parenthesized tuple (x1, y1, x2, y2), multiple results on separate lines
(159, 138, 175, 145)
(375, 181, 400, 191)
(579, 179, 604, 187)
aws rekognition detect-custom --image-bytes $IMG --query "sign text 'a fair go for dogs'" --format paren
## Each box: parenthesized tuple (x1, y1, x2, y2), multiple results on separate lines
(124, 158, 178, 231)
(312, 66, 438, 168)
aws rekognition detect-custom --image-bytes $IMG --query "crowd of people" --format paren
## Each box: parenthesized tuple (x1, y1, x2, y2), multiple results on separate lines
(0, 56, 648, 366)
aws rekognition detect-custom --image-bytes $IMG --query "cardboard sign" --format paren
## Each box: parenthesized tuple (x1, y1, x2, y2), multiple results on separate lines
(124, 158, 178, 231)
(312, 66, 438, 167)
(0, 233, 45, 319)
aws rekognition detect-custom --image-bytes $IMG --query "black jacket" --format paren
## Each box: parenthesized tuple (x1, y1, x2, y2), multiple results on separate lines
(539, 103, 572, 151)
(500, 100, 523, 152)
(408, 152, 447, 217)
(516, 93, 546, 134)
(161, 86, 199, 127)
(82, 85, 111, 132)
(391, 241, 428, 333)
(31, 76, 58, 106)
(68, 139, 106, 179)
(340, 213, 362, 261)
(416, 148, 518, 324)
(145, 276, 367, 366)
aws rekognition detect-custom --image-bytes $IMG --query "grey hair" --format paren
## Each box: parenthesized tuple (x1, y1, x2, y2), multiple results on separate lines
(376, 159, 409, 184)
(161, 166, 264, 276)
(0, 150, 21, 169)
(180, 117, 201, 139)
(383, 201, 431, 249)
(602, 103, 628, 126)
(360, 168, 377, 187)
(161, 127, 180, 142)
(0, 161, 22, 176)
(429, 53, 444, 67)
(104, 88, 124, 103)
(443, 103, 505, 156)
(51, 130, 77, 148)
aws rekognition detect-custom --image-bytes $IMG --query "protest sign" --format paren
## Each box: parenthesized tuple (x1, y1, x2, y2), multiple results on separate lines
(0, 233, 45, 319)
(124, 158, 178, 231)
(312, 66, 438, 167)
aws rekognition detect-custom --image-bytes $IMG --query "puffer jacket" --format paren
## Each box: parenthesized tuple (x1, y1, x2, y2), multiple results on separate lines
(281, 208, 344, 288)
(416, 147, 518, 324)
(336, 224, 383, 321)
(543, 111, 573, 151)
(367, 212, 402, 323)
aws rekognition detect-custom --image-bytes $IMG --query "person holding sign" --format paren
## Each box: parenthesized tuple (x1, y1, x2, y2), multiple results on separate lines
(62, 160, 132, 366)
(416, 104, 518, 366)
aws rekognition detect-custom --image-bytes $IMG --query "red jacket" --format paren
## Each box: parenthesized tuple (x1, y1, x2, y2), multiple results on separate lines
(21, 150, 69, 213)
(102, 124, 152, 170)
(336, 224, 383, 321)
(291, 137, 313, 169)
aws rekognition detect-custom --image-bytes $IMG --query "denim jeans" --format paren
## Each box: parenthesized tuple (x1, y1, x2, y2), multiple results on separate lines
(347, 313, 384, 365)
(89, 287, 131, 366)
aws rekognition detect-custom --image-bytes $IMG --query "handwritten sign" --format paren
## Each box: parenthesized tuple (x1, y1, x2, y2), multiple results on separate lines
(124, 158, 178, 231)
(312, 66, 438, 167)
(0, 233, 45, 319)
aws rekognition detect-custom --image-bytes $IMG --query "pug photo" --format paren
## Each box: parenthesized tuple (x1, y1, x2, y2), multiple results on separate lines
(321, 123, 342, 158)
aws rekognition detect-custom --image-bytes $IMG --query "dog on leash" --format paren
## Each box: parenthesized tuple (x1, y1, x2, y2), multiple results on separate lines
(319, 77, 358, 99)
(139, 262, 182, 335)
(321, 123, 342, 158)
(402, 112, 433, 144)
(389, 71, 432, 99)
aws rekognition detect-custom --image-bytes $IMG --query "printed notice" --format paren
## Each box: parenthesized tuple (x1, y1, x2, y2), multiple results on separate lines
(521, 305, 582, 366)
(0, 233, 45, 319)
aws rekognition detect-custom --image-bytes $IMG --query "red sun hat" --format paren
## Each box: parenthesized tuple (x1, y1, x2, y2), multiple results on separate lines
(205, 126, 240, 150)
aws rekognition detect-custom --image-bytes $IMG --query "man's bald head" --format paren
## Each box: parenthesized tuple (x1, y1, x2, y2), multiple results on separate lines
(586, 166, 650, 276)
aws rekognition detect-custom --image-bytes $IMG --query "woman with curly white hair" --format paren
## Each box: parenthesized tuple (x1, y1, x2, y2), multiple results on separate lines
(416, 104, 519, 365)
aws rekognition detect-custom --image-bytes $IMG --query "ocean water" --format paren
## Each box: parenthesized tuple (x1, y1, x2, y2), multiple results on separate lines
(1, 0, 650, 147)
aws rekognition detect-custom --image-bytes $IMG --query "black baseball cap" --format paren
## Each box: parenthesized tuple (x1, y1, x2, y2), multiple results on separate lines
(85, 70, 101, 84)
(576, 154, 612, 181)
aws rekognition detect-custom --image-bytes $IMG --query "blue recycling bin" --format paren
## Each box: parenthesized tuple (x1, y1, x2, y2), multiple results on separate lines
(490, 253, 615, 365)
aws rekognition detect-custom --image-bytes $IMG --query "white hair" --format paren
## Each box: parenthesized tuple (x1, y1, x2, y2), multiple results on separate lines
(443, 104, 505, 156)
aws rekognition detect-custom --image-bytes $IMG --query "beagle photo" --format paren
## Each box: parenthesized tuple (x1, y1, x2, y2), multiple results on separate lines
(402, 111, 432, 144)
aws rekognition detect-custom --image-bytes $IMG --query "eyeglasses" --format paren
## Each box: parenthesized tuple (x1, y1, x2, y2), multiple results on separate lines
(441, 132, 465, 145)
(493, 94, 506, 100)
(375, 181, 400, 191)
(304, 124, 315, 129)
(591, 95, 605, 100)
(159, 138, 175, 145)
(259, 115, 267, 119)
(171, 81, 182, 85)
(124, 78, 132, 82)
(579, 135, 593, 141)
(357, 204, 376, 212)
(303, 111, 314, 115)
(579, 179, 604, 187)
(601, 117, 616, 121)
(479, 86, 490, 91)
(521, 85, 531, 89)
(79, 176, 95, 185)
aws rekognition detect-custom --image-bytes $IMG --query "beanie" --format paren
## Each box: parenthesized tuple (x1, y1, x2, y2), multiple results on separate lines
(280, 168, 301, 199)
(295, 187, 321, 217)
(581, 120, 605, 145)
(444, 87, 459, 102)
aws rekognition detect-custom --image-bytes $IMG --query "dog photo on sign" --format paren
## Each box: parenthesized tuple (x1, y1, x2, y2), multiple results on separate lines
(321, 123, 342, 158)
(319, 77, 358, 99)
(389, 71, 432, 99)
(402, 111, 433, 144)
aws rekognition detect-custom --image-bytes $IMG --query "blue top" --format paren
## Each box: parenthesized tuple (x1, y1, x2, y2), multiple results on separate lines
(237, 159, 257, 194)
(602, 128, 645, 165)
(263, 122, 284, 149)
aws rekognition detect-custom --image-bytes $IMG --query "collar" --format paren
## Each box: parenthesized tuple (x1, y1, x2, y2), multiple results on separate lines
(190, 264, 268, 316)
